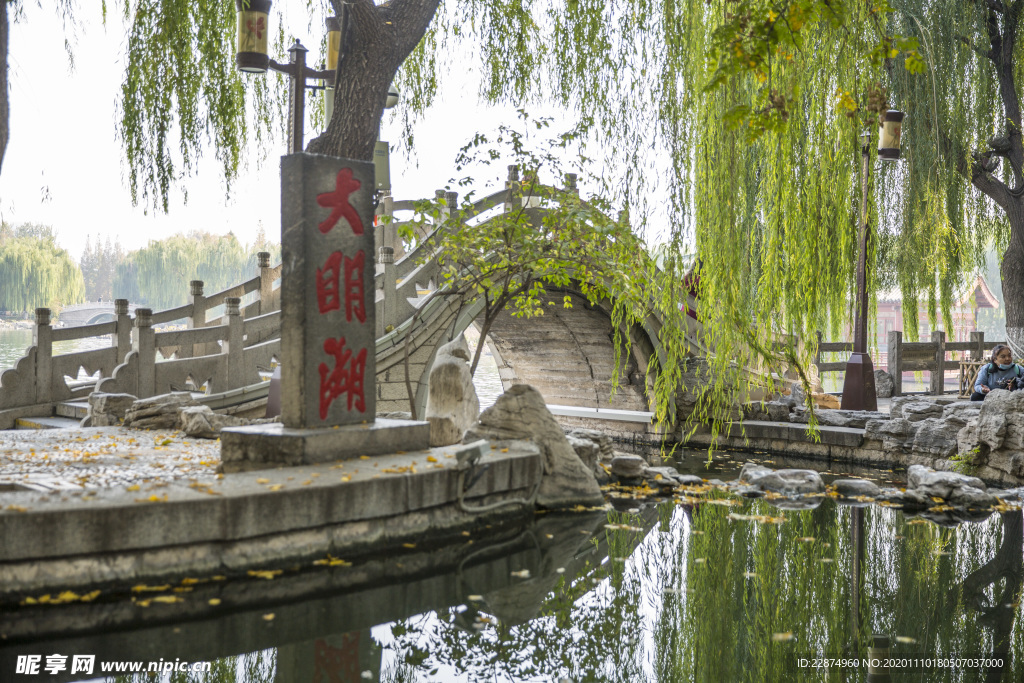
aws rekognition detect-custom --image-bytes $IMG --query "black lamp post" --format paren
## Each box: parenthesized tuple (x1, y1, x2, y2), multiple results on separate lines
(841, 110, 905, 411)
(235, 0, 336, 154)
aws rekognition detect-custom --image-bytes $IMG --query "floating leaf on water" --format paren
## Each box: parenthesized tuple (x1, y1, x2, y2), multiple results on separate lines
(511, 569, 531, 578)
(151, 595, 181, 604)
(208, 599, 221, 606)
(262, 613, 275, 621)
(906, 518, 928, 525)
(467, 594, 484, 601)
(132, 584, 170, 593)
(402, 542, 416, 549)
(771, 632, 795, 642)
(247, 569, 282, 580)
(895, 636, 917, 644)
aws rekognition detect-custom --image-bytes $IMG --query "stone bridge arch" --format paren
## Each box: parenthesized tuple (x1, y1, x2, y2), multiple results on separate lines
(374, 283, 674, 434)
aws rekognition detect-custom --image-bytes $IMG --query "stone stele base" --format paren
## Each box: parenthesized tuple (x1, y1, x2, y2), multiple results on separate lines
(219, 418, 430, 473)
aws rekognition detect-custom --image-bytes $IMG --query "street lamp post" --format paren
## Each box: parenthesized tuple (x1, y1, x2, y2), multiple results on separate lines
(235, 1, 336, 154)
(841, 110, 905, 411)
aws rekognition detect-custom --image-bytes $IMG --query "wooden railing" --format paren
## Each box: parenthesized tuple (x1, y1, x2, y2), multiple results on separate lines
(814, 330, 1002, 397)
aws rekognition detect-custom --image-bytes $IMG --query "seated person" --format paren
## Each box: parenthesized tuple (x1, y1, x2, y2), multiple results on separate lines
(972, 344, 1024, 401)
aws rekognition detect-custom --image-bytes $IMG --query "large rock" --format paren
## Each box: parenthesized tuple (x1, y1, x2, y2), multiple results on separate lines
(425, 336, 480, 447)
(738, 463, 824, 495)
(832, 478, 881, 498)
(178, 405, 278, 439)
(864, 417, 917, 452)
(874, 370, 894, 398)
(83, 392, 137, 427)
(906, 464, 986, 500)
(610, 454, 647, 479)
(901, 401, 945, 422)
(123, 392, 199, 430)
(567, 428, 615, 464)
(464, 384, 603, 509)
(791, 408, 888, 428)
(754, 469, 825, 495)
(908, 418, 961, 459)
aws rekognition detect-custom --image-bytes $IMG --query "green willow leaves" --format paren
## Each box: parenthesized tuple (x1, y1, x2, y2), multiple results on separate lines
(0, 223, 84, 315)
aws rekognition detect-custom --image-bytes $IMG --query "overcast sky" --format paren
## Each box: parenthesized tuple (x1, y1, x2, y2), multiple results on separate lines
(0, 3, 533, 261)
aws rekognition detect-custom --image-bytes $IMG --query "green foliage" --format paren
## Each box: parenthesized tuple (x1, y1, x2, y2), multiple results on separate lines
(401, 120, 695, 424)
(80, 234, 126, 302)
(113, 230, 281, 310)
(0, 223, 84, 314)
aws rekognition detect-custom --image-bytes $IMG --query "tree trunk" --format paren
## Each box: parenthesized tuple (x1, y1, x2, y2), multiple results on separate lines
(0, 0, 9, 173)
(305, 0, 441, 161)
(1002, 205, 1024, 356)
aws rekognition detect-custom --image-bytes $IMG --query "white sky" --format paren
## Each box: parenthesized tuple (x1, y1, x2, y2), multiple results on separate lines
(0, 2, 536, 261)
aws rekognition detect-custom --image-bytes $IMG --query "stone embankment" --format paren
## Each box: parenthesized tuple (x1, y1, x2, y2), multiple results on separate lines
(687, 389, 1024, 488)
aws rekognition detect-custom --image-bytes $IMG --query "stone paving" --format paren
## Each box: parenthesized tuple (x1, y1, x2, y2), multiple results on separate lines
(0, 427, 221, 496)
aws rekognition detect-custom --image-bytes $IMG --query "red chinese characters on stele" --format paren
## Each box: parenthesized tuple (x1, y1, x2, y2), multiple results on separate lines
(315, 167, 370, 420)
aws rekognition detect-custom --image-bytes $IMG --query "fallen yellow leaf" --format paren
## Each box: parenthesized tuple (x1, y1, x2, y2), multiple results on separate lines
(247, 569, 283, 580)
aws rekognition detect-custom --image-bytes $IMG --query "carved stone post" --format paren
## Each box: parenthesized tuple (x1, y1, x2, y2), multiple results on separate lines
(224, 297, 245, 391)
(134, 308, 155, 398)
(189, 280, 209, 356)
(33, 308, 52, 405)
(258, 251, 273, 315)
(443, 190, 458, 222)
(114, 299, 132, 363)
(378, 246, 396, 338)
(504, 165, 521, 212)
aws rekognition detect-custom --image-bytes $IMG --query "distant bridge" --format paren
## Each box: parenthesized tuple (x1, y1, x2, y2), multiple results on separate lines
(59, 302, 140, 327)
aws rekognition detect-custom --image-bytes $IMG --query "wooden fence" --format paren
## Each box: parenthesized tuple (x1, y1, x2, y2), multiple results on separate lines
(815, 330, 1003, 397)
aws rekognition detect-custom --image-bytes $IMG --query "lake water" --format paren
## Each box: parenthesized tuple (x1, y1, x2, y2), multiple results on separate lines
(2, 448, 1022, 683)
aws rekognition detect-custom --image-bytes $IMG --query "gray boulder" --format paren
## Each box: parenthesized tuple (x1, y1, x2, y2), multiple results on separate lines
(425, 336, 480, 447)
(901, 401, 945, 422)
(676, 474, 705, 486)
(610, 454, 647, 479)
(947, 485, 997, 509)
(792, 408, 887, 429)
(908, 418, 961, 459)
(738, 463, 773, 484)
(906, 464, 986, 501)
(464, 384, 603, 508)
(83, 391, 137, 427)
(864, 417, 917, 451)
(123, 392, 199, 430)
(832, 478, 881, 498)
(567, 428, 615, 465)
(754, 469, 825, 495)
(566, 435, 600, 472)
(178, 405, 278, 439)
(874, 370, 894, 398)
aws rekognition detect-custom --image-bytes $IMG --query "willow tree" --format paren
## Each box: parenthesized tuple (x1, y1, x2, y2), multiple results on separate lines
(0, 223, 84, 314)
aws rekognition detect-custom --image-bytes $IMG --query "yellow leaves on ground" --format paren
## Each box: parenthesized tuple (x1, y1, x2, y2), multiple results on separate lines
(256, 478, 270, 484)
(134, 494, 168, 503)
(5, 505, 28, 512)
(268, 484, 284, 491)
(247, 569, 283, 580)
(21, 590, 100, 606)
(426, 455, 438, 463)
(126, 484, 140, 492)
(382, 465, 416, 474)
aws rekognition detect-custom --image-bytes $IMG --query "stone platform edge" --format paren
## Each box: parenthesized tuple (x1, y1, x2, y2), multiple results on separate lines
(0, 441, 542, 595)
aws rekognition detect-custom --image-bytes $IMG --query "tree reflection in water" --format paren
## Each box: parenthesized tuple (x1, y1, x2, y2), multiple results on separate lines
(107, 499, 1024, 682)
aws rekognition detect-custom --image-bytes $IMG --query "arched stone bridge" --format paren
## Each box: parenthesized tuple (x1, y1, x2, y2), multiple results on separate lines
(0, 179, 703, 435)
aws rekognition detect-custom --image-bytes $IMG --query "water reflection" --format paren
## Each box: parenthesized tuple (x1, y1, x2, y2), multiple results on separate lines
(3, 496, 1024, 682)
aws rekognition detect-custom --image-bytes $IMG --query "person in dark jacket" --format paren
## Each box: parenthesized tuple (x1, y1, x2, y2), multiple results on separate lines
(972, 345, 1024, 401)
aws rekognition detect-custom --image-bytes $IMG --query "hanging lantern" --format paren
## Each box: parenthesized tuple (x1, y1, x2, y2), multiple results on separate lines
(235, 0, 273, 73)
(878, 110, 906, 160)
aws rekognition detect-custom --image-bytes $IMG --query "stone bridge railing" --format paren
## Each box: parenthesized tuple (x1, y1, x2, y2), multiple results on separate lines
(0, 254, 282, 427)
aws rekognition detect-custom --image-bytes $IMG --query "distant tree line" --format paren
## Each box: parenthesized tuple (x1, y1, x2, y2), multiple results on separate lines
(0, 223, 84, 315)
(0, 223, 280, 316)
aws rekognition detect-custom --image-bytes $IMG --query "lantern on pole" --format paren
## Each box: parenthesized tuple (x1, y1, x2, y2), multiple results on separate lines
(235, 0, 272, 73)
(878, 110, 905, 160)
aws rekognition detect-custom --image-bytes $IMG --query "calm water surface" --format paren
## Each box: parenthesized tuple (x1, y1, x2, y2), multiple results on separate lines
(3, 471, 1022, 683)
